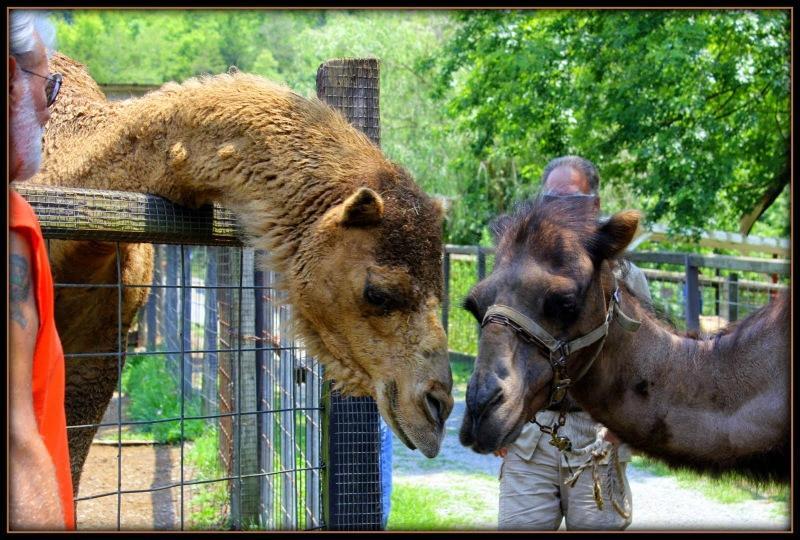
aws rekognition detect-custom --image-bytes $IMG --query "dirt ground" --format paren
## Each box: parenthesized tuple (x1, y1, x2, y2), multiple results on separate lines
(76, 444, 190, 530)
(75, 394, 196, 531)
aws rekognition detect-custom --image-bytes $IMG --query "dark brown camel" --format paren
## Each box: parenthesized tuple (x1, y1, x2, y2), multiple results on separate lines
(460, 195, 790, 482)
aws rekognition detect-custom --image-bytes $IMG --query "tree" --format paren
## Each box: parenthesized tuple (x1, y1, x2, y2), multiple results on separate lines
(431, 10, 790, 240)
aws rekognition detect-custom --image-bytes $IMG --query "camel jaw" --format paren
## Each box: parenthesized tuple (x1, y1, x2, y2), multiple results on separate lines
(376, 381, 447, 459)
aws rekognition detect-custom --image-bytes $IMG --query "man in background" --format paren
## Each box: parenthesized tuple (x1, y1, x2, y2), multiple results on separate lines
(494, 155, 651, 530)
(8, 9, 74, 530)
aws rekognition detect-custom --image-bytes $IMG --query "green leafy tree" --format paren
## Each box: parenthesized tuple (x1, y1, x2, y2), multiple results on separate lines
(277, 11, 470, 208)
(432, 10, 790, 241)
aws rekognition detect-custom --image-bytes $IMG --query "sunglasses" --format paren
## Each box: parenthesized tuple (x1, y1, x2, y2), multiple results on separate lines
(20, 68, 63, 108)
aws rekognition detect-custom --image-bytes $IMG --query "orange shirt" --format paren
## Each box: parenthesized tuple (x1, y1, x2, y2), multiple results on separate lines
(9, 190, 75, 530)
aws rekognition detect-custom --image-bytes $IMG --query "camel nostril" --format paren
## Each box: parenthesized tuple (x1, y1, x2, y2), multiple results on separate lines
(472, 386, 503, 420)
(424, 392, 450, 428)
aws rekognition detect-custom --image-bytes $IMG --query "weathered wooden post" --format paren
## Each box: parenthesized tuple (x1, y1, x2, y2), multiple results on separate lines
(216, 247, 235, 523)
(181, 246, 193, 398)
(684, 255, 701, 333)
(165, 244, 181, 376)
(231, 248, 260, 526)
(728, 273, 739, 322)
(442, 250, 451, 336)
(317, 58, 385, 531)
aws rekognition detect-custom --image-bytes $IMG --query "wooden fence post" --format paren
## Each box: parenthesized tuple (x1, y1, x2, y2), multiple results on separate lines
(202, 250, 218, 417)
(728, 273, 739, 322)
(684, 256, 701, 333)
(317, 58, 384, 531)
(476, 249, 486, 337)
(181, 246, 193, 398)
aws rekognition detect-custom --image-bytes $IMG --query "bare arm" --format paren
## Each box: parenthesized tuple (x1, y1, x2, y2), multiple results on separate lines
(9, 231, 65, 530)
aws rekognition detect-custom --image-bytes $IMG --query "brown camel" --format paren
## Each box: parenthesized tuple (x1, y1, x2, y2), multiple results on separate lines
(22, 52, 454, 494)
(460, 195, 790, 481)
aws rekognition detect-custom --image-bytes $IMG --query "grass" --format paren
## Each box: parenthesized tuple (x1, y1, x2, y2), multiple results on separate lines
(631, 455, 790, 515)
(387, 472, 498, 530)
(94, 429, 158, 443)
(121, 353, 205, 443)
(185, 428, 231, 530)
(445, 258, 489, 356)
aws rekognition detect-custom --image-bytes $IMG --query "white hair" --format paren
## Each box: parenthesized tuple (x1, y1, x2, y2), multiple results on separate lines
(10, 75, 45, 181)
(9, 10, 57, 60)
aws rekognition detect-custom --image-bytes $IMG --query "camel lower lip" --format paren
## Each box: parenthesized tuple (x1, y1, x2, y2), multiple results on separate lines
(386, 394, 416, 451)
(464, 408, 526, 454)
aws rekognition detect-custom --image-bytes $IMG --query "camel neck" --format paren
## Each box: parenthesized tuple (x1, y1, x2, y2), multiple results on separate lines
(570, 284, 789, 475)
(36, 78, 384, 272)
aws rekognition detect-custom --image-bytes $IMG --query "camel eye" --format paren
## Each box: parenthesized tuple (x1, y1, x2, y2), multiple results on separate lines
(544, 292, 578, 321)
(364, 284, 403, 314)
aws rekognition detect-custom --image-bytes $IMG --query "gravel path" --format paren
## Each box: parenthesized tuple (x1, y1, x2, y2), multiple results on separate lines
(392, 399, 789, 531)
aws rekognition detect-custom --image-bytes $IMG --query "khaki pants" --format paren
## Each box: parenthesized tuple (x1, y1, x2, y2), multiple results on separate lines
(498, 430, 632, 531)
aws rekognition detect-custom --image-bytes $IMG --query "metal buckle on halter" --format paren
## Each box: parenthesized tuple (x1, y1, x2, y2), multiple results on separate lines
(549, 432, 573, 452)
(548, 343, 572, 406)
(550, 381, 571, 406)
(612, 287, 621, 305)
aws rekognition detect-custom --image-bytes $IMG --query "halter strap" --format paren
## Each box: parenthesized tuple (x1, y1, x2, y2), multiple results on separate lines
(482, 280, 640, 357)
(480, 274, 642, 457)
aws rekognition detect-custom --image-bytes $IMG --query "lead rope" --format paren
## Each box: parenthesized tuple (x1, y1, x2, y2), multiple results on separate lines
(562, 274, 630, 520)
(561, 426, 630, 520)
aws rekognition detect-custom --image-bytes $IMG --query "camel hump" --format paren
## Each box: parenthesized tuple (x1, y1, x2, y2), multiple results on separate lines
(50, 52, 108, 104)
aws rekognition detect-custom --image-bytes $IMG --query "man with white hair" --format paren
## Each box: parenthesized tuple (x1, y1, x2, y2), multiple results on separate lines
(8, 9, 73, 530)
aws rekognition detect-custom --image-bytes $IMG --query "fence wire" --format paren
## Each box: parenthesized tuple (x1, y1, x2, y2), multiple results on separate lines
(49, 239, 324, 531)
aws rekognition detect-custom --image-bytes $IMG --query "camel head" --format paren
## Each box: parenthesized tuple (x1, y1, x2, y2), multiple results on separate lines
(287, 166, 453, 458)
(36, 53, 455, 458)
(459, 195, 640, 454)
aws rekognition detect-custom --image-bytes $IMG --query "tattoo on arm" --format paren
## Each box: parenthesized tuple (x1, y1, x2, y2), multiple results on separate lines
(10, 254, 32, 329)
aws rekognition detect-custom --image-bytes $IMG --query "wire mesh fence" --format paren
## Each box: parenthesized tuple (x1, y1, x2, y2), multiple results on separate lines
(441, 245, 790, 358)
(16, 57, 388, 531)
(52, 240, 324, 531)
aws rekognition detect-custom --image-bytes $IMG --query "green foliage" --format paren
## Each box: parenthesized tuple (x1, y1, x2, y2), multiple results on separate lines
(431, 10, 790, 241)
(49, 10, 789, 244)
(185, 427, 231, 530)
(52, 9, 470, 240)
(445, 258, 488, 356)
(121, 354, 205, 443)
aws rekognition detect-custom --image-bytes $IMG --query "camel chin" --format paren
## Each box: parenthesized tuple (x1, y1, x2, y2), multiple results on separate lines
(459, 391, 536, 455)
(375, 380, 451, 459)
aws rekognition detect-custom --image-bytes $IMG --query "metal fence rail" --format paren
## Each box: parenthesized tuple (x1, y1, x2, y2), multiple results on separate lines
(23, 207, 326, 530)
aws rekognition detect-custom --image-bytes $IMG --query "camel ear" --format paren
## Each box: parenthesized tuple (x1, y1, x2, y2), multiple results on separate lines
(589, 210, 641, 265)
(431, 196, 449, 221)
(340, 187, 384, 227)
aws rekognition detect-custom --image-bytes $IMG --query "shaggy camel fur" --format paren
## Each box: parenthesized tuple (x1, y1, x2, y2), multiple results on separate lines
(28, 53, 454, 494)
(461, 195, 789, 481)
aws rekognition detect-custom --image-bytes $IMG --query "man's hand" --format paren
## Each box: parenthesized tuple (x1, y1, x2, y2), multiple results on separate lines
(493, 447, 508, 458)
(9, 230, 65, 530)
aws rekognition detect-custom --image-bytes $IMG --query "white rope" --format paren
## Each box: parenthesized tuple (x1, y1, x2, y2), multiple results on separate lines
(562, 427, 630, 519)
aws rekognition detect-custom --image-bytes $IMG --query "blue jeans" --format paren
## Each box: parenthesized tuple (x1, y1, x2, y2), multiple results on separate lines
(379, 418, 393, 528)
